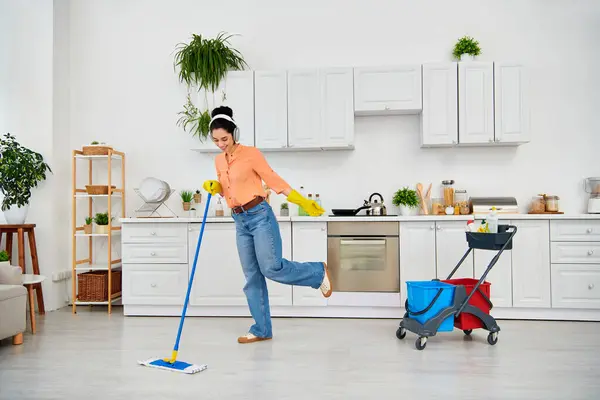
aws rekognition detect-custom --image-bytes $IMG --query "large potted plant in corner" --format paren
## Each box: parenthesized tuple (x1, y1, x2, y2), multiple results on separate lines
(0, 133, 52, 224)
(392, 187, 420, 216)
(173, 32, 249, 142)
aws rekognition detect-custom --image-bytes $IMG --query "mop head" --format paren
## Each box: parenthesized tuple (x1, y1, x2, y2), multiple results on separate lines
(138, 357, 208, 374)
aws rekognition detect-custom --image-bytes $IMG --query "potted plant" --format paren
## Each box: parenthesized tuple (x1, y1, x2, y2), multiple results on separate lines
(392, 187, 420, 216)
(0, 133, 52, 224)
(93, 212, 112, 234)
(173, 32, 248, 141)
(452, 35, 481, 61)
(193, 189, 202, 204)
(84, 217, 93, 234)
(180, 190, 193, 211)
(0, 250, 9, 267)
(280, 202, 289, 216)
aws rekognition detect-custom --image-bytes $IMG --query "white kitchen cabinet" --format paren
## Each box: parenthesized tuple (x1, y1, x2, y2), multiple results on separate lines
(193, 71, 255, 150)
(122, 263, 188, 305)
(354, 65, 422, 115)
(458, 62, 495, 144)
(254, 70, 288, 149)
(550, 220, 600, 242)
(399, 222, 436, 305)
(551, 264, 600, 309)
(511, 220, 551, 308)
(320, 68, 354, 148)
(188, 223, 248, 306)
(287, 69, 321, 148)
(494, 62, 529, 144)
(435, 221, 474, 280)
(291, 222, 328, 306)
(420, 63, 458, 147)
(474, 248, 513, 308)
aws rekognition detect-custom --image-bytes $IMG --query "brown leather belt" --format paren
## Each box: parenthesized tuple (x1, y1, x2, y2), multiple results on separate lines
(231, 196, 265, 214)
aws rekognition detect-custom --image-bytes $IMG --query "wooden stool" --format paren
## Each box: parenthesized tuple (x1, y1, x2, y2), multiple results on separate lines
(0, 224, 45, 314)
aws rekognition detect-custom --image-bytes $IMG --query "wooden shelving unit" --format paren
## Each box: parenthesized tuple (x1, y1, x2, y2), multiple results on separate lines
(71, 148, 125, 314)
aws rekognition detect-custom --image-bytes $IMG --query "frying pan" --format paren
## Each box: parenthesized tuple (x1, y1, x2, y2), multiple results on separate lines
(331, 205, 371, 216)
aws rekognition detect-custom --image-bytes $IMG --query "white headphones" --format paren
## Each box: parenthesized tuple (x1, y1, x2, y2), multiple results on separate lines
(209, 114, 240, 142)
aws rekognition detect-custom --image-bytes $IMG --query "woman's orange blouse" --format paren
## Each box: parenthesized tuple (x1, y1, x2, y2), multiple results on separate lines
(214, 144, 291, 208)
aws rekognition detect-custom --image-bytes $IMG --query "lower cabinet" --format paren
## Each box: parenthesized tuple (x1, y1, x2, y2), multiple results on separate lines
(399, 221, 436, 305)
(474, 249, 512, 308)
(291, 221, 327, 306)
(511, 220, 551, 308)
(122, 263, 188, 305)
(188, 222, 293, 307)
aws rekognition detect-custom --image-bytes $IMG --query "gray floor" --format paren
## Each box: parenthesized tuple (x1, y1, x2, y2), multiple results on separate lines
(0, 307, 599, 400)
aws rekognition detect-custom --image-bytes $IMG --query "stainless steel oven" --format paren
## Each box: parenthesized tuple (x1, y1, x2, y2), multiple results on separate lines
(327, 221, 399, 292)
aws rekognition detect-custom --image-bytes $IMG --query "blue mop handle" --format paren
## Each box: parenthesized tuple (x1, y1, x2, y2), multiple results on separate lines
(172, 192, 212, 356)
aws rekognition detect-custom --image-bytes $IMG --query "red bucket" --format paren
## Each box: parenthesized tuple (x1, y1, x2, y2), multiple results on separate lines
(442, 278, 491, 330)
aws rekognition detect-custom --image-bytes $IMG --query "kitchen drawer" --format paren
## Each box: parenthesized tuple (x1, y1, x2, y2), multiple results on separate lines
(551, 264, 600, 309)
(122, 223, 187, 244)
(122, 243, 187, 264)
(550, 220, 600, 242)
(551, 242, 600, 264)
(122, 263, 188, 305)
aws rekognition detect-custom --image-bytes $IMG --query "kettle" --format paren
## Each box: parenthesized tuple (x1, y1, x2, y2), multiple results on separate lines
(366, 193, 387, 216)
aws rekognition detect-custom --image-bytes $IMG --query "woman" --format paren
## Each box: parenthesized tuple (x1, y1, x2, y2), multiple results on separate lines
(202, 106, 332, 344)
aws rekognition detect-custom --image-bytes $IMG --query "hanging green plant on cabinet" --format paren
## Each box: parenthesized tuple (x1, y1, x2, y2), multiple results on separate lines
(173, 32, 248, 141)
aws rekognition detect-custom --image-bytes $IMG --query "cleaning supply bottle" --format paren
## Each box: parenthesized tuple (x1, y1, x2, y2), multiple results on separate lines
(487, 207, 498, 233)
(298, 186, 306, 216)
(465, 219, 475, 232)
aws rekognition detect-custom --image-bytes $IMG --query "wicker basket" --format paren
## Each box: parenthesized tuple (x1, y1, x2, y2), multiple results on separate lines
(82, 145, 113, 155)
(85, 185, 116, 195)
(78, 270, 122, 302)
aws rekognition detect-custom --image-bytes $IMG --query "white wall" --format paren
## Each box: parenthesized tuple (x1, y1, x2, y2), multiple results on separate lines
(2, 0, 599, 309)
(66, 0, 599, 217)
(0, 0, 67, 310)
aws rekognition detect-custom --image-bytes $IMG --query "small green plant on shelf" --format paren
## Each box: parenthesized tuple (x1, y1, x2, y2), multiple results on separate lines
(84, 216, 93, 234)
(0, 250, 9, 263)
(392, 187, 420, 216)
(193, 189, 202, 204)
(180, 190, 193, 211)
(452, 35, 481, 60)
(280, 202, 289, 216)
(93, 212, 112, 234)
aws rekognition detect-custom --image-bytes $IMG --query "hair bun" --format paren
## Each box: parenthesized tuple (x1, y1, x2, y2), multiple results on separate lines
(211, 106, 233, 119)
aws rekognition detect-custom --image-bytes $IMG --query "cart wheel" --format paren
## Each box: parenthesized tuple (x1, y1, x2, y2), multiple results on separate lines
(415, 336, 427, 350)
(396, 327, 406, 340)
(463, 329, 472, 336)
(487, 332, 498, 345)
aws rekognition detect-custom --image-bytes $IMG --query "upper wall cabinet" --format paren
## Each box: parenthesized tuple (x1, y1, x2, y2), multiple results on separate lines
(255, 68, 354, 151)
(458, 62, 495, 144)
(354, 65, 422, 115)
(193, 71, 255, 151)
(494, 62, 530, 144)
(421, 63, 458, 147)
(420, 61, 530, 147)
(254, 70, 289, 149)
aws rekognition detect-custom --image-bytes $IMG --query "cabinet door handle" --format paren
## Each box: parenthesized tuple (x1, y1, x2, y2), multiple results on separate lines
(589, 283, 595, 290)
(587, 228, 593, 233)
(430, 225, 435, 230)
(150, 252, 156, 256)
(151, 283, 157, 288)
(437, 225, 441, 230)
(588, 250, 594, 256)
(150, 231, 156, 235)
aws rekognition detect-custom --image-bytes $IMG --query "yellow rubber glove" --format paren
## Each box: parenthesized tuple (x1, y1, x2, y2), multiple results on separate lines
(202, 180, 222, 195)
(287, 189, 325, 217)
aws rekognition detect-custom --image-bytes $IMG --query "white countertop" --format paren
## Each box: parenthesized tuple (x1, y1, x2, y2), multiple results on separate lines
(120, 213, 600, 223)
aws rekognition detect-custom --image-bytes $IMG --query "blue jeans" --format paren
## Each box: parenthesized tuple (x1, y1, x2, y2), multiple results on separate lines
(231, 200, 325, 338)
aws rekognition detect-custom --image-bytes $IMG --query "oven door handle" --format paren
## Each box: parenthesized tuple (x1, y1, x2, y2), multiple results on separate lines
(339, 239, 387, 246)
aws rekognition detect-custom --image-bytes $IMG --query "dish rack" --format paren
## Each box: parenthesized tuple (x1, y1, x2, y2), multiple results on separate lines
(134, 187, 176, 218)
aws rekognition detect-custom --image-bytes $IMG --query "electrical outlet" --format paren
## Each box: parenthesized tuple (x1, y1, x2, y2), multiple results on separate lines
(52, 270, 72, 282)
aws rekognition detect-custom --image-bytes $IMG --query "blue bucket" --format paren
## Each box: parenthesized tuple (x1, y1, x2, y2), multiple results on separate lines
(406, 280, 456, 332)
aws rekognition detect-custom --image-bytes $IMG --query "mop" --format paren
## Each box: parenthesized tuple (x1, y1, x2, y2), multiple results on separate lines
(138, 193, 212, 374)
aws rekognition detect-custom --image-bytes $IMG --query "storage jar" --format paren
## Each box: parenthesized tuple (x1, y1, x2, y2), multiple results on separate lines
(545, 195, 560, 212)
